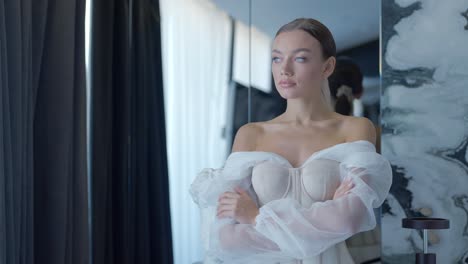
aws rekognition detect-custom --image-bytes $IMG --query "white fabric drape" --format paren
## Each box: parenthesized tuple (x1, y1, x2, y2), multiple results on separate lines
(190, 140, 392, 264)
(160, 0, 232, 263)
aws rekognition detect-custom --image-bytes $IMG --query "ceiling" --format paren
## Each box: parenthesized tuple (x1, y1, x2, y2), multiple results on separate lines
(211, 0, 380, 52)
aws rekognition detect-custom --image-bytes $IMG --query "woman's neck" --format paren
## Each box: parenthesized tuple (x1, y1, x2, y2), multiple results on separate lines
(279, 98, 336, 126)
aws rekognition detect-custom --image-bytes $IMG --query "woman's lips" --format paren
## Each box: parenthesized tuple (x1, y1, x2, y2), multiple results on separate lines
(279, 80, 296, 88)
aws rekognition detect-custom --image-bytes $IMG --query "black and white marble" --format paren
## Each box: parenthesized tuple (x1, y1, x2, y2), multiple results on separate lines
(381, 0, 468, 263)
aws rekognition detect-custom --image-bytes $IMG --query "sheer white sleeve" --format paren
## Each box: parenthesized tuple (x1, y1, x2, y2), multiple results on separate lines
(190, 148, 393, 264)
(190, 165, 260, 263)
(190, 168, 226, 263)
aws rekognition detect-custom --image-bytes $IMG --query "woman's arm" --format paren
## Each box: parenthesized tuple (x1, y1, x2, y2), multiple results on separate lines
(209, 153, 392, 262)
(209, 119, 391, 262)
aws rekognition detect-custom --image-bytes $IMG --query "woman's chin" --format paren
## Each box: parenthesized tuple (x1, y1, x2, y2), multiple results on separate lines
(279, 90, 304, 99)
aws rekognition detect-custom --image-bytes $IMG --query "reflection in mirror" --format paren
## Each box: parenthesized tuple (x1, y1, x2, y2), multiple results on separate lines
(159, 0, 251, 263)
(161, 0, 382, 263)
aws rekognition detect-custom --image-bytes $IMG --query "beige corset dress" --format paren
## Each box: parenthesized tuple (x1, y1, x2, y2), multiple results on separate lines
(189, 140, 393, 264)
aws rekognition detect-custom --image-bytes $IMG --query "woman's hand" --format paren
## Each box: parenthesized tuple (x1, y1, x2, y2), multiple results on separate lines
(333, 178, 355, 200)
(217, 187, 259, 224)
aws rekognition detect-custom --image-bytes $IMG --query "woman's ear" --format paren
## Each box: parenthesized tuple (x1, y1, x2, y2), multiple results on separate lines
(322, 56, 336, 79)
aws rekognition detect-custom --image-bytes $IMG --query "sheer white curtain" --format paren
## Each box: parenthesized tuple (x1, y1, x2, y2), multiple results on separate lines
(159, 0, 232, 263)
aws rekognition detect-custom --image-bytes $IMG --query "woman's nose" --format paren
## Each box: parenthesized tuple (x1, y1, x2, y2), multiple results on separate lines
(280, 61, 293, 76)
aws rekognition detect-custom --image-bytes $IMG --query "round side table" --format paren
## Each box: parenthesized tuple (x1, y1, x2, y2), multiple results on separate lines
(402, 217, 450, 264)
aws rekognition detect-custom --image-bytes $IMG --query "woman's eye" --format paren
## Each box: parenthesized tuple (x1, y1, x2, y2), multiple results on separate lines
(295, 57, 306, 62)
(272, 57, 281, 63)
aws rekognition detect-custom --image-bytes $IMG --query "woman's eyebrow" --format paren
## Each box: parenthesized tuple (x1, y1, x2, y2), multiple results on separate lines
(271, 48, 312, 54)
(271, 49, 281, 54)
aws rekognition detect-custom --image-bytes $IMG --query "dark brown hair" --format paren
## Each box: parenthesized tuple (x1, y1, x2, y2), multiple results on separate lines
(275, 18, 337, 60)
(328, 57, 364, 115)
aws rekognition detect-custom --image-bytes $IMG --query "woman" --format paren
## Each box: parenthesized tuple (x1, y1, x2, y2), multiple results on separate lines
(190, 18, 392, 264)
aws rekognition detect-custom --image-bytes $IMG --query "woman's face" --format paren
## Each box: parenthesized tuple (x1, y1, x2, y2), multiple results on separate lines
(271, 29, 334, 99)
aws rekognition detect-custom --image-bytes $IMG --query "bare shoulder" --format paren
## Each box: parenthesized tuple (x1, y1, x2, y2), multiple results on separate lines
(231, 122, 263, 152)
(340, 116, 377, 146)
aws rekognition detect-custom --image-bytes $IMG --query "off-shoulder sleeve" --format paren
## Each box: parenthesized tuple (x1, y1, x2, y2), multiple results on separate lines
(189, 155, 260, 208)
(189, 157, 262, 263)
(202, 151, 393, 263)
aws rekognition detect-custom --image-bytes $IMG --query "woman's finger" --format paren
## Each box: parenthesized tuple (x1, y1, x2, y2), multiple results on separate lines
(218, 197, 237, 205)
(219, 192, 240, 200)
(217, 205, 235, 216)
(217, 204, 235, 211)
(334, 180, 355, 199)
(340, 182, 354, 193)
(234, 186, 247, 195)
(336, 180, 350, 192)
(217, 210, 235, 218)
(217, 203, 235, 213)
(340, 179, 354, 188)
(337, 179, 349, 189)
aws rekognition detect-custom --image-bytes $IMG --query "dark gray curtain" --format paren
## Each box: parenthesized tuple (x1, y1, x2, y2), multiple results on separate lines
(91, 0, 173, 263)
(0, 0, 88, 264)
(0, 1, 34, 263)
